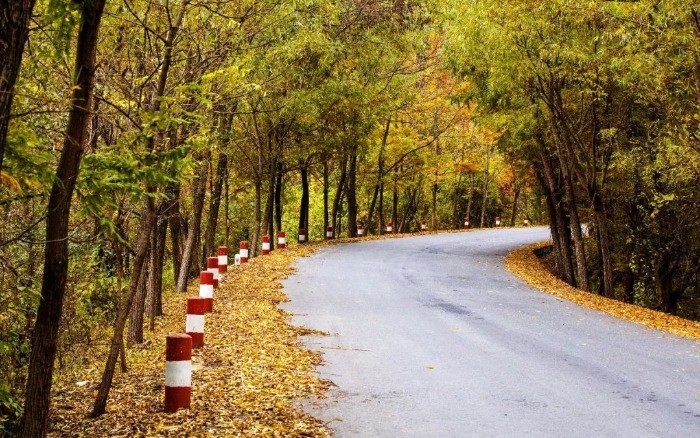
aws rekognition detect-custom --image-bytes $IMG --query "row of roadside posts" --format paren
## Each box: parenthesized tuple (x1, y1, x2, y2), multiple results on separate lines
(165, 217, 531, 412)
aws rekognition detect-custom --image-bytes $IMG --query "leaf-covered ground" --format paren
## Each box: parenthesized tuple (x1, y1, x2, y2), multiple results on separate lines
(49, 245, 332, 437)
(47, 229, 460, 436)
(506, 242, 700, 341)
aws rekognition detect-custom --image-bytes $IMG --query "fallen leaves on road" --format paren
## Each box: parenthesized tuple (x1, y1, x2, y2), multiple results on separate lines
(506, 242, 700, 341)
(49, 245, 331, 437)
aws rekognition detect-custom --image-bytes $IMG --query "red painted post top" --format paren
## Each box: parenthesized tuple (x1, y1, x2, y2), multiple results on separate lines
(199, 271, 214, 285)
(166, 333, 192, 361)
(187, 297, 208, 315)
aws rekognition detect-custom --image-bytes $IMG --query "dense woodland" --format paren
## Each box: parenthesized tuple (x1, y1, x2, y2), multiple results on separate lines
(0, 0, 699, 435)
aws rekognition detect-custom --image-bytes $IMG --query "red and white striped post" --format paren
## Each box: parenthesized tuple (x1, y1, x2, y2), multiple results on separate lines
(357, 224, 364, 237)
(298, 228, 307, 244)
(495, 216, 501, 227)
(207, 257, 220, 288)
(199, 271, 214, 313)
(240, 241, 249, 263)
(217, 246, 228, 274)
(464, 217, 470, 229)
(523, 219, 530, 227)
(261, 235, 271, 255)
(186, 297, 207, 349)
(164, 333, 192, 413)
(326, 226, 333, 240)
(386, 221, 393, 234)
(421, 222, 428, 231)
(277, 231, 286, 249)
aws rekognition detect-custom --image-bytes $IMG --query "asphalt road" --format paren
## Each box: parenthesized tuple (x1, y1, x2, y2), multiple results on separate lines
(282, 228, 700, 437)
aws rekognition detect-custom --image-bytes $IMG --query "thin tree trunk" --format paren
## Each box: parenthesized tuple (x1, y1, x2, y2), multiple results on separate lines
(21, 1, 106, 435)
(168, 183, 183, 285)
(177, 157, 208, 292)
(331, 155, 347, 236)
(0, 0, 38, 174)
(556, 151, 589, 290)
(346, 144, 358, 237)
(203, 151, 227, 259)
(510, 187, 520, 227)
(323, 160, 329, 235)
(298, 160, 309, 233)
(92, 200, 156, 417)
(250, 177, 261, 257)
(539, 152, 575, 285)
(465, 174, 474, 226)
(127, 251, 149, 345)
(274, 161, 283, 233)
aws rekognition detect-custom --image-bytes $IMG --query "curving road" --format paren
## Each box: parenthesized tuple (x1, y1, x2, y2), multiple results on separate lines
(282, 228, 700, 437)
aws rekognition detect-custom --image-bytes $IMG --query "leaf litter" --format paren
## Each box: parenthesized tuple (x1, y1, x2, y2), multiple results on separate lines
(506, 242, 700, 341)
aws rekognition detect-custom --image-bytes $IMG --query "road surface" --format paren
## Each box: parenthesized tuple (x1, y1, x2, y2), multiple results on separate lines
(282, 228, 700, 437)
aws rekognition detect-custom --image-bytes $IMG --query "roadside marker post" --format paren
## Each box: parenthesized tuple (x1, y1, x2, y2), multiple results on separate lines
(421, 222, 427, 231)
(240, 241, 249, 263)
(278, 231, 286, 249)
(298, 228, 307, 244)
(495, 216, 501, 227)
(261, 235, 271, 255)
(206, 257, 220, 288)
(217, 246, 228, 274)
(326, 226, 333, 240)
(186, 297, 207, 349)
(386, 222, 393, 234)
(198, 271, 214, 313)
(464, 218, 470, 229)
(357, 224, 364, 237)
(164, 333, 192, 413)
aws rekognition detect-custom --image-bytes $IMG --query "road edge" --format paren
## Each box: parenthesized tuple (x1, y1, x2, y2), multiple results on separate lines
(505, 241, 700, 341)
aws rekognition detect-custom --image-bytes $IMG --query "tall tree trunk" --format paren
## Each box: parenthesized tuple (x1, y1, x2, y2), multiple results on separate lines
(369, 118, 390, 234)
(465, 174, 474, 226)
(127, 252, 149, 345)
(177, 157, 208, 292)
(274, 161, 283, 233)
(262, 159, 276, 249)
(331, 155, 347, 236)
(167, 183, 183, 285)
(539, 151, 576, 285)
(146, 212, 167, 328)
(203, 151, 227, 259)
(591, 191, 614, 297)
(323, 160, 329, 235)
(0, 0, 38, 174)
(298, 160, 309, 233)
(346, 144, 358, 237)
(250, 177, 262, 257)
(391, 175, 398, 231)
(510, 187, 520, 227)
(556, 151, 589, 290)
(92, 200, 156, 417)
(378, 181, 385, 234)
(21, 1, 106, 435)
